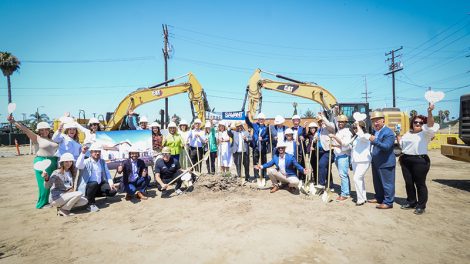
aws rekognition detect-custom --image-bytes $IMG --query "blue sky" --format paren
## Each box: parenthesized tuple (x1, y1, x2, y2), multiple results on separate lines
(1, 0, 469, 123)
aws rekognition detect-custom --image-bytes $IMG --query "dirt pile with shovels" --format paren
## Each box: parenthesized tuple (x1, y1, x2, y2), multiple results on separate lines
(197, 174, 242, 192)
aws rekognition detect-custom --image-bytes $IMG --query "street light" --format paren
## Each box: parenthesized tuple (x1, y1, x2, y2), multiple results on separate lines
(36, 106, 44, 122)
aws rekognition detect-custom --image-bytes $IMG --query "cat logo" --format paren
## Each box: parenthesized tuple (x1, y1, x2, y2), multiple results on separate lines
(276, 84, 299, 93)
(152, 90, 163, 97)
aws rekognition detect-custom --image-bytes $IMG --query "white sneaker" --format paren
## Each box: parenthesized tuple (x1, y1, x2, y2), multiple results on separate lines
(87, 204, 100, 212)
(175, 189, 183, 195)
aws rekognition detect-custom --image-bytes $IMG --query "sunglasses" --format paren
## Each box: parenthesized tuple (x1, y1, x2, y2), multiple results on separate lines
(413, 121, 424, 125)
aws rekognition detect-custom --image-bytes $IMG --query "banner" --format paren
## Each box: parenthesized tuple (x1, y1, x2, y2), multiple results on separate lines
(95, 130, 153, 169)
(222, 111, 245, 120)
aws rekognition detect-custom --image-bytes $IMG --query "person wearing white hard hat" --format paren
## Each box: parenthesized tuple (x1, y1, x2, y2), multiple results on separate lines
(328, 114, 353, 201)
(216, 120, 232, 175)
(154, 147, 188, 196)
(228, 120, 251, 181)
(269, 115, 287, 155)
(150, 122, 163, 154)
(138, 116, 149, 130)
(187, 118, 206, 173)
(70, 114, 102, 147)
(42, 153, 88, 216)
(283, 128, 297, 157)
(245, 111, 269, 180)
(315, 111, 336, 191)
(306, 121, 320, 185)
(291, 114, 307, 181)
(204, 119, 217, 175)
(52, 121, 82, 160)
(117, 146, 150, 201)
(76, 144, 117, 212)
(256, 141, 308, 194)
(163, 122, 184, 161)
(178, 119, 191, 169)
(8, 115, 59, 209)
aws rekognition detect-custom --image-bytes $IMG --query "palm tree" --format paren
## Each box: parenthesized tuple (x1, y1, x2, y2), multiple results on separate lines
(302, 109, 315, 118)
(0, 52, 21, 104)
(410, 110, 417, 118)
(292, 102, 298, 115)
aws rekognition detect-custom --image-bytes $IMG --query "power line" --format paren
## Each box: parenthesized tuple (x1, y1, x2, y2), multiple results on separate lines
(22, 56, 157, 64)
(385, 46, 404, 107)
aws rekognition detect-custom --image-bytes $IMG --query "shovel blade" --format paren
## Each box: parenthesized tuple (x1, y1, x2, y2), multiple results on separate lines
(322, 191, 332, 203)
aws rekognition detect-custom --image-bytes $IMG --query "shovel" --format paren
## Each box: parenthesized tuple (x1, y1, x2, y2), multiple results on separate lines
(300, 141, 313, 195)
(314, 139, 323, 196)
(165, 151, 210, 188)
(322, 140, 333, 203)
(256, 139, 266, 188)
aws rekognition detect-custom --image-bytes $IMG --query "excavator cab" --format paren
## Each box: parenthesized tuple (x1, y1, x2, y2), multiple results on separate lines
(338, 102, 371, 132)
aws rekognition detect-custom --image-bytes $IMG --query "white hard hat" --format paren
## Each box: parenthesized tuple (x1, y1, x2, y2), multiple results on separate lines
(179, 119, 188, 126)
(292, 115, 301, 120)
(204, 122, 211, 128)
(36, 122, 51, 131)
(285, 128, 294, 134)
(64, 123, 77, 130)
(218, 120, 226, 127)
(168, 122, 177, 128)
(88, 118, 100, 125)
(89, 143, 102, 151)
(274, 115, 285, 125)
(308, 122, 319, 128)
(276, 141, 287, 148)
(59, 153, 75, 163)
(193, 118, 202, 124)
(150, 122, 160, 128)
(128, 146, 140, 153)
(139, 116, 148, 123)
(256, 113, 266, 119)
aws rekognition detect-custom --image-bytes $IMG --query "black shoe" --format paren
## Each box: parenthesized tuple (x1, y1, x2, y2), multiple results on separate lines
(414, 208, 425, 215)
(356, 202, 366, 206)
(400, 203, 416, 210)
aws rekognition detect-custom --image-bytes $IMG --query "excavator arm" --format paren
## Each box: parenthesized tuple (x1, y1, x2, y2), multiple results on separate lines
(105, 73, 206, 131)
(245, 69, 337, 121)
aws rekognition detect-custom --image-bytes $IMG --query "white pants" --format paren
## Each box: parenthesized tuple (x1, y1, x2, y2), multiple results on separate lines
(267, 168, 300, 188)
(51, 191, 88, 211)
(352, 162, 370, 204)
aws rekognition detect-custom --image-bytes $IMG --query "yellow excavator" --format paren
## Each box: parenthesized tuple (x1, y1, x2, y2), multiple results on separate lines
(242, 68, 409, 134)
(105, 72, 208, 130)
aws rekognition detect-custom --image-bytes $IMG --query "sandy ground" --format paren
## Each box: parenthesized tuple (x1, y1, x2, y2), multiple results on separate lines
(0, 146, 469, 264)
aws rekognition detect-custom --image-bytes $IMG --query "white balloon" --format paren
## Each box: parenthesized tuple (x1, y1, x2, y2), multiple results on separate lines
(353, 112, 367, 122)
(33, 159, 52, 171)
(425, 90, 445, 104)
(7, 103, 16, 114)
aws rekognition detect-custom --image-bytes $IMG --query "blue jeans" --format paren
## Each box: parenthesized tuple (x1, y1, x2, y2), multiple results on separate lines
(335, 154, 350, 197)
(126, 176, 151, 195)
(318, 149, 334, 187)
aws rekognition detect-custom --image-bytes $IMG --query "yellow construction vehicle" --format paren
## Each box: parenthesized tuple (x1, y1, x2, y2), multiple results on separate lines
(105, 73, 208, 130)
(243, 68, 409, 134)
(441, 94, 470, 162)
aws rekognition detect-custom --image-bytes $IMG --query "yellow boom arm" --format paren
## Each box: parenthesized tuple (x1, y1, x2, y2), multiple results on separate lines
(246, 68, 337, 120)
(106, 73, 206, 130)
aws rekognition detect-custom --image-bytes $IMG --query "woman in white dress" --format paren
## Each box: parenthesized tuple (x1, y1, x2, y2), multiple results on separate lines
(217, 121, 232, 175)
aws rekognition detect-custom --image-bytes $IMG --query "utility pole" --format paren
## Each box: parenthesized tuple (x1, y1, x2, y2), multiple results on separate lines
(385, 46, 403, 108)
(162, 24, 170, 128)
(361, 75, 371, 103)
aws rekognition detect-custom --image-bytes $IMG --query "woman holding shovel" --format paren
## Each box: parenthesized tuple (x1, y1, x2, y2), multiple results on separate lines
(204, 120, 217, 175)
(217, 121, 232, 176)
(8, 115, 58, 209)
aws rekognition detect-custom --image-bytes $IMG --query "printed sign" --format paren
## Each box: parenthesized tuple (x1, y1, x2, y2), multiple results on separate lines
(276, 84, 299, 93)
(95, 130, 153, 169)
(222, 111, 245, 120)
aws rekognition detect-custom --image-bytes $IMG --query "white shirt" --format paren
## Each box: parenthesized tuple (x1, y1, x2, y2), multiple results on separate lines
(285, 140, 295, 155)
(276, 128, 285, 144)
(333, 127, 352, 156)
(237, 132, 244, 152)
(188, 129, 206, 147)
(63, 171, 73, 189)
(89, 159, 103, 184)
(278, 155, 286, 175)
(129, 160, 138, 182)
(349, 131, 372, 163)
(400, 124, 439, 155)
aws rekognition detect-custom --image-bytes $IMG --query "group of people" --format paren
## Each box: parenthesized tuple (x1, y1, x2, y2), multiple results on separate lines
(7, 102, 438, 216)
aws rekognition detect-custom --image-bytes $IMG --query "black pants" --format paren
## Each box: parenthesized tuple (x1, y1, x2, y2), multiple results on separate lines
(85, 182, 117, 205)
(309, 151, 318, 183)
(233, 151, 250, 180)
(206, 151, 217, 174)
(190, 147, 204, 173)
(399, 154, 430, 209)
(253, 148, 267, 179)
(162, 171, 184, 190)
(296, 144, 306, 181)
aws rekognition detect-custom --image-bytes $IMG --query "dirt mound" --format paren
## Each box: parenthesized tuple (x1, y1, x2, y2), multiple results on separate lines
(196, 174, 242, 192)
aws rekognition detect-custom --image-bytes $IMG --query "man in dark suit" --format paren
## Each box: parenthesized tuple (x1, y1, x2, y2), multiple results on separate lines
(246, 112, 270, 180)
(368, 111, 396, 209)
(117, 146, 150, 201)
